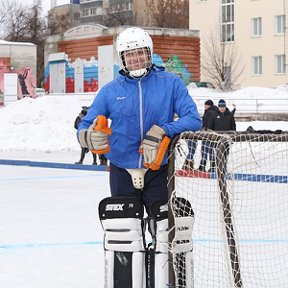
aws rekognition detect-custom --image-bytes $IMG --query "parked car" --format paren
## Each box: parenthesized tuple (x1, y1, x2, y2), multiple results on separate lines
(187, 81, 215, 89)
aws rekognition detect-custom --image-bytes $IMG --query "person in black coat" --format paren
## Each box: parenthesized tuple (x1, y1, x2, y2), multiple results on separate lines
(74, 106, 107, 165)
(208, 99, 236, 131)
(198, 99, 217, 171)
(207, 99, 236, 171)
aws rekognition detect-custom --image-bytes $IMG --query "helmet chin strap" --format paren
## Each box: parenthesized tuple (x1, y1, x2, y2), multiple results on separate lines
(129, 68, 148, 78)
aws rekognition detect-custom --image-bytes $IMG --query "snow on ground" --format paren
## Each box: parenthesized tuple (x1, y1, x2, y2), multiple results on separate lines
(188, 85, 288, 114)
(0, 96, 84, 152)
(0, 87, 287, 288)
(0, 86, 287, 153)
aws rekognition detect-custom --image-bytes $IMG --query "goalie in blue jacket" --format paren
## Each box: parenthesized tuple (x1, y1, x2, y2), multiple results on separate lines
(78, 27, 201, 210)
(77, 27, 201, 288)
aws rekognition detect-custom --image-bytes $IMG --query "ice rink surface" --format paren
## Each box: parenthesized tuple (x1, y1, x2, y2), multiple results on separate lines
(0, 156, 109, 288)
(1, 147, 288, 287)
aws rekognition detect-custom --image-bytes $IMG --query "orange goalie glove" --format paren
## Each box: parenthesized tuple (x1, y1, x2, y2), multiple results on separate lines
(90, 115, 112, 154)
(78, 115, 112, 154)
(140, 125, 171, 170)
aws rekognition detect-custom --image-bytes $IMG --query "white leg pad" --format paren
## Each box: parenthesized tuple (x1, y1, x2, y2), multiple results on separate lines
(99, 197, 146, 288)
(154, 218, 169, 287)
(147, 201, 169, 288)
(171, 198, 195, 288)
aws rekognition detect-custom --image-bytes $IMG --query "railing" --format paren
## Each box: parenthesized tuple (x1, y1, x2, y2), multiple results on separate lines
(193, 95, 288, 114)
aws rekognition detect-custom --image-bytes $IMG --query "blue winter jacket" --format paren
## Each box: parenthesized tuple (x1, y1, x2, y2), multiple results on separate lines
(78, 66, 201, 169)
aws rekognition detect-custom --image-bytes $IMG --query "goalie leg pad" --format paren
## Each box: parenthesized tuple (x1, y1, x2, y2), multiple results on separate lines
(146, 201, 169, 288)
(171, 197, 195, 288)
(99, 197, 146, 288)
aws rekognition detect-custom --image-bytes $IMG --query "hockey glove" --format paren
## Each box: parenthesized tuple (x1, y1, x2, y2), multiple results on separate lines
(141, 125, 171, 170)
(78, 115, 112, 154)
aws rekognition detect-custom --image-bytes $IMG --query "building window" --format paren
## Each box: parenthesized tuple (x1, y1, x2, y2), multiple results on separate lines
(275, 55, 285, 74)
(91, 8, 97, 15)
(252, 56, 262, 75)
(275, 15, 285, 35)
(251, 17, 262, 36)
(91, 7, 102, 15)
(82, 8, 89, 17)
(111, 2, 131, 12)
(221, 0, 234, 42)
(125, 2, 132, 11)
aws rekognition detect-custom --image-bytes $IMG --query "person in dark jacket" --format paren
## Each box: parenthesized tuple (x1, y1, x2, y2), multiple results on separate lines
(74, 106, 107, 165)
(207, 99, 236, 171)
(208, 99, 236, 131)
(198, 99, 217, 171)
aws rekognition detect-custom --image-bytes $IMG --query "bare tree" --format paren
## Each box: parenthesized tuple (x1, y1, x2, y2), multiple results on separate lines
(2, 1, 30, 42)
(1, 0, 48, 87)
(104, 8, 134, 27)
(48, 6, 79, 35)
(0, 1, 8, 28)
(26, 0, 47, 87)
(48, 13, 73, 34)
(202, 21, 245, 91)
(144, 0, 189, 29)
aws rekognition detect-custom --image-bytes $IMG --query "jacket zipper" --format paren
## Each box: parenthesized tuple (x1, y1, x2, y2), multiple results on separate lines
(138, 79, 143, 168)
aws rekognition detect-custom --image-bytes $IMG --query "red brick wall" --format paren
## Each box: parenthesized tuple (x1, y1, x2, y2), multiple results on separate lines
(57, 34, 200, 82)
(58, 36, 113, 61)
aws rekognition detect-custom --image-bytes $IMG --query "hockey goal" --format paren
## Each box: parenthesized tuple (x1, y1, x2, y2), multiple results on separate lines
(167, 131, 288, 288)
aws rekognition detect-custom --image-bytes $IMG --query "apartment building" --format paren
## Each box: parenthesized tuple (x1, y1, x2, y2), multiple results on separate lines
(48, 4, 81, 34)
(80, 0, 107, 24)
(79, 0, 152, 26)
(189, 0, 288, 88)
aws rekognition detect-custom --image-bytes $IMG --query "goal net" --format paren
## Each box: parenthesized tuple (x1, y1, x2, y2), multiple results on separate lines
(167, 131, 288, 288)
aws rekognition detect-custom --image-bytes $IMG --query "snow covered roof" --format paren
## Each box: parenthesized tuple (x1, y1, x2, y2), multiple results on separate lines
(0, 39, 35, 46)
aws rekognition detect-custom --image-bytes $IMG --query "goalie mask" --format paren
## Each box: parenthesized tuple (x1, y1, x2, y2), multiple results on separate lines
(116, 27, 153, 78)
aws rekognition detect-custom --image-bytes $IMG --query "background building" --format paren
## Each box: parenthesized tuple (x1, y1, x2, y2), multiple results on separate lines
(48, 0, 188, 28)
(79, 0, 106, 24)
(0, 40, 37, 98)
(48, 4, 81, 34)
(189, 0, 288, 89)
(44, 25, 200, 93)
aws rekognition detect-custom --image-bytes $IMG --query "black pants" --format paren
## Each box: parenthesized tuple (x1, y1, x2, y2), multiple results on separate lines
(109, 163, 168, 214)
(78, 148, 106, 164)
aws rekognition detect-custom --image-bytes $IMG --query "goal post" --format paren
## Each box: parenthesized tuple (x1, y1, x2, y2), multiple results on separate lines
(167, 131, 288, 288)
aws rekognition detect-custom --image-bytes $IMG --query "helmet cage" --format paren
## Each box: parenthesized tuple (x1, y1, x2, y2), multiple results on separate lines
(120, 47, 152, 77)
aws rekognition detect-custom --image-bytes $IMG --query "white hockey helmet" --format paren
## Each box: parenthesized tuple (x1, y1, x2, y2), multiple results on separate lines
(116, 27, 153, 77)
